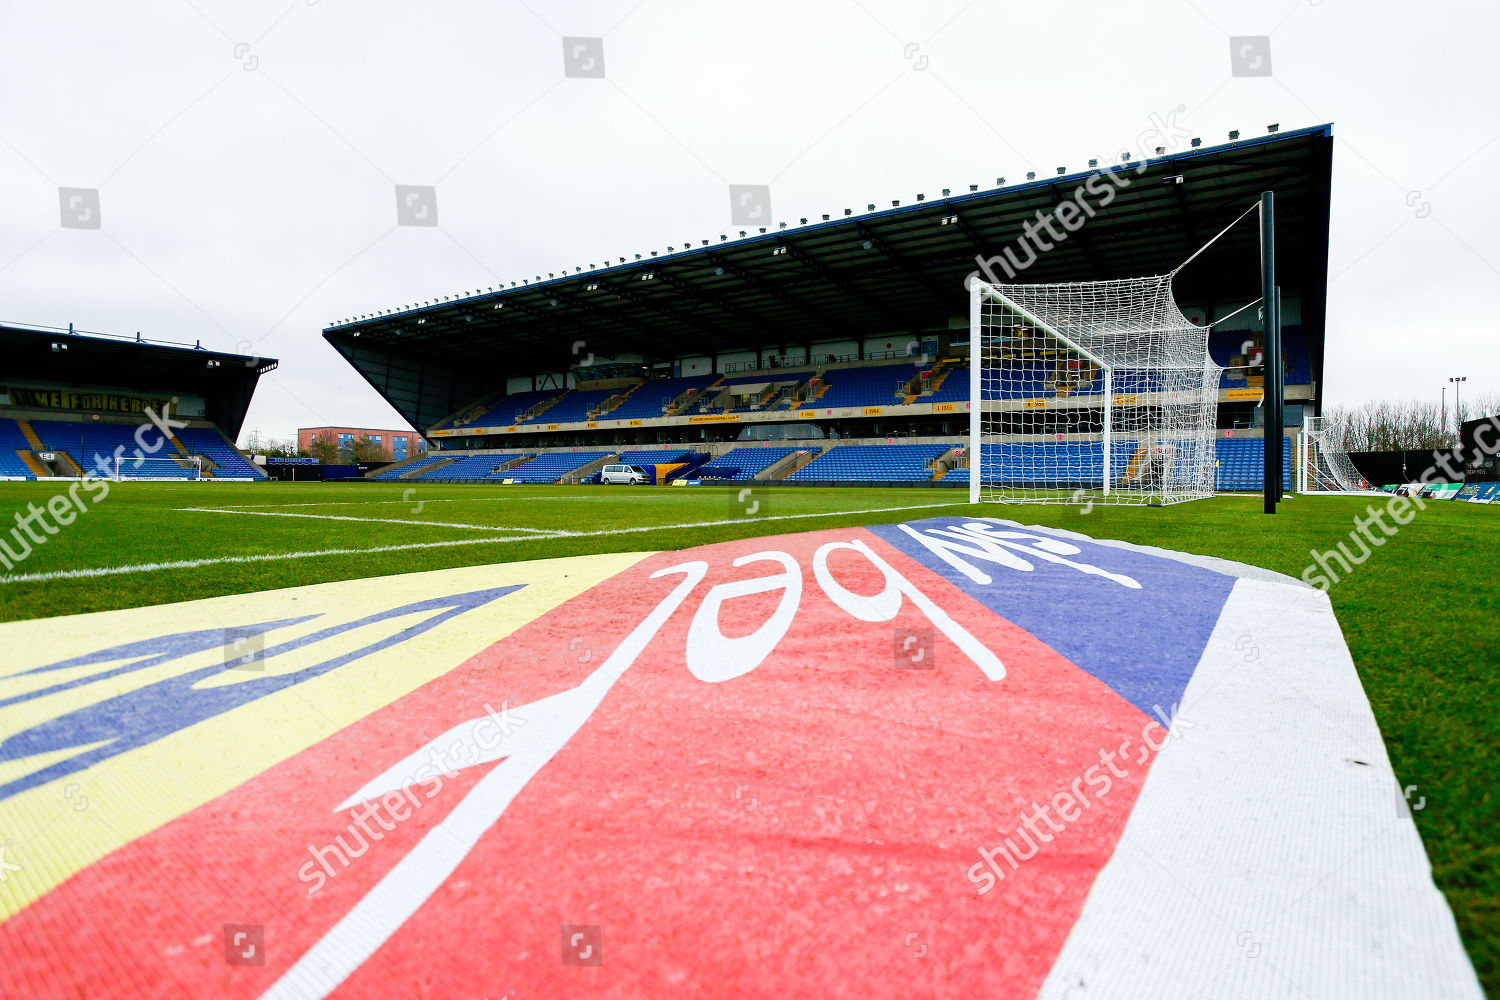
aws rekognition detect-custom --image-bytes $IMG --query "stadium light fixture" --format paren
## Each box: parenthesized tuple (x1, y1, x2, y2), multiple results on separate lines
(997, 177, 1005, 185)
(549, 299, 558, 306)
(650, 251, 658, 256)
(1228, 130, 1240, 140)
(969, 184, 978, 192)
(1267, 123, 1280, 133)
(916, 194, 925, 202)
(891, 200, 899, 206)
(586, 282, 598, 290)
(1154, 146, 1165, 155)
(778, 222, 787, 229)
(800, 217, 808, 224)
(844, 208, 852, 215)
(493, 303, 503, 309)
(942, 188, 950, 196)
(1056, 167, 1065, 175)
(822, 214, 830, 220)
(50, 341, 66, 351)
(1191, 138, 1202, 147)
(1088, 159, 1098, 168)
(714, 267, 724, 275)
(702, 239, 709, 245)
(1026, 171, 1036, 180)
(759, 227, 767, 233)
(862, 240, 873, 250)
(772, 246, 787, 256)
(739, 231, 746, 237)
(867, 204, 875, 211)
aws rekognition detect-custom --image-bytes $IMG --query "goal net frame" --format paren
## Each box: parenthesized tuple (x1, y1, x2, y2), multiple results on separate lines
(113, 454, 203, 481)
(1298, 414, 1375, 493)
(967, 276, 1221, 507)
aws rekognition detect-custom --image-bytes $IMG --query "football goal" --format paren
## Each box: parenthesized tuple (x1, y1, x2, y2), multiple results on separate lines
(1299, 414, 1375, 493)
(113, 454, 203, 481)
(967, 274, 1221, 506)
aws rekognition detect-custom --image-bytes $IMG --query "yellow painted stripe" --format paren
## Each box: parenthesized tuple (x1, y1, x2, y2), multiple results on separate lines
(0, 551, 652, 919)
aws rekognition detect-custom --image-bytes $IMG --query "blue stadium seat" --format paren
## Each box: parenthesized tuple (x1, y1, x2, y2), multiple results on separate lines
(696, 447, 799, 481)
(371, 455, 446, 480)
(503, 451, 612, 483)
(410, 453, 531, 481)
(1214, 437, 1292, 490)
(0, 418, 37, 479)
(786, 444, 948, 483)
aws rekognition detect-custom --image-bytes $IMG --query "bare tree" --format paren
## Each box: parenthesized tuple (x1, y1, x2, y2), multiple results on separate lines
(1321, 397, 1480, 452)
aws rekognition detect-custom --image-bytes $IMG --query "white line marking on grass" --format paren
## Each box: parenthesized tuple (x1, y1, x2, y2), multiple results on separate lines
(174, 508, 561, 532)
(0, 537, 541, 583)
(203, 496, 598, 509)
(0, 501, 971, 584)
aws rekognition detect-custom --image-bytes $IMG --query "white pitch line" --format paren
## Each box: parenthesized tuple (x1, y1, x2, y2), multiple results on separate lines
(204, 496, 599, 510)
(0, 501, 973, 585)
(174, 507, 561, 532)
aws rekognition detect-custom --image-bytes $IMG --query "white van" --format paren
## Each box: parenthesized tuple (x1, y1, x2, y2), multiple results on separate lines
(600, 463, 649, 485)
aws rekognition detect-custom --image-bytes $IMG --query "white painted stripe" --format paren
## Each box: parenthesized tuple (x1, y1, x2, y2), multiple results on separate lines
(1036, 577, 1484, 999)
(0, 501, 970, 585)
(205, 496, 598, 509)
(174, 507, 561, 532)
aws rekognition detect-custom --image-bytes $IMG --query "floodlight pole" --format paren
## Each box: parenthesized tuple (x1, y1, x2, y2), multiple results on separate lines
(1259, 190, 1283, 514)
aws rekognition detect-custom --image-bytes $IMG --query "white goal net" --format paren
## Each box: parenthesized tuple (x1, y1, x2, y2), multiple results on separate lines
(968, 275, 1221, 506)
(113, 455, 203, 481)
(1299, 414, 1372, 493)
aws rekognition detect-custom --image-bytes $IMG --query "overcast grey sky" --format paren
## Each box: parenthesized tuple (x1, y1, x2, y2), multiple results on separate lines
(1, 0, 1496, 444)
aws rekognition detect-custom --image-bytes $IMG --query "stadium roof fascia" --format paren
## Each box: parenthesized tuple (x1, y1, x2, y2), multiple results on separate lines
(326, 123, 1334, 430)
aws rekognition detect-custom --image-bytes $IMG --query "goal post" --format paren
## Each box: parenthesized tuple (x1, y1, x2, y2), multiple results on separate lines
(1300, 414, 1375, 493)
(113, 454, 203, 481)
(968, 275, 1221, 506)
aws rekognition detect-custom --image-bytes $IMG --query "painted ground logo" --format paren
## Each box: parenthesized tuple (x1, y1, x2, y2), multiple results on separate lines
(0, 519, 1481, 999)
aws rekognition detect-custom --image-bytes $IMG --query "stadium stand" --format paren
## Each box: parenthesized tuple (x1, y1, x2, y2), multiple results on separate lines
(941, 441, 1136, 487)
(455, 389, 563, 428)
(0, 418, 37, 479)
(1215, 437, 1293, 490)
(615, 448, 703, 467)
(504, 450, 612, 483)
(607, 375, 718, 420)
(523, 389, 618, 424)
(1210, 327, 1312, 388)
(371, 455, 448, 480)
(173, 427, 264, 479)
(409, 453, 531, 481)
(811, 364, 920, 409)
(695, 446, 799, 481)
(786, 443, 948, 483)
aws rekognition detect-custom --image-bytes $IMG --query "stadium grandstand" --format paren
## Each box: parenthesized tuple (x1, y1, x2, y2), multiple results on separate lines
(327, 125, 1331, 490)
(0, 322, 273, 481)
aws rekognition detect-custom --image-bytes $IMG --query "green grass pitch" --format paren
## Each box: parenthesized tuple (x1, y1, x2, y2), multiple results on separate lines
(0, 479, 1494, 988)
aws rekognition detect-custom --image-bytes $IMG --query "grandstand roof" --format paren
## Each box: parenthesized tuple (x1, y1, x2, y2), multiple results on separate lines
(0, 322, 277, 439)
(327, 125, 1334, 431)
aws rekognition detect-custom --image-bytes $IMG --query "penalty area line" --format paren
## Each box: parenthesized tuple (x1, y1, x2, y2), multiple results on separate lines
(0, 500, 973, 584)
